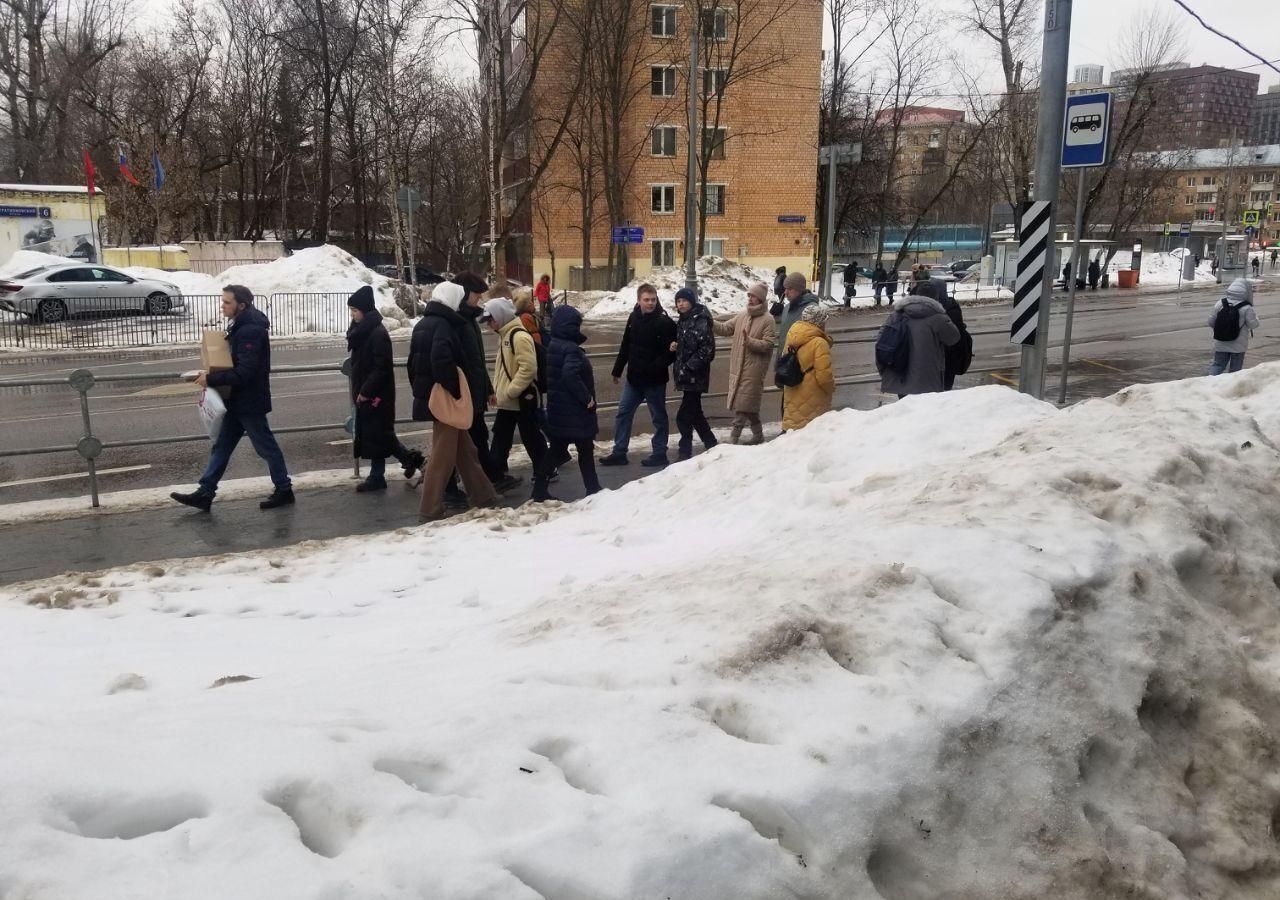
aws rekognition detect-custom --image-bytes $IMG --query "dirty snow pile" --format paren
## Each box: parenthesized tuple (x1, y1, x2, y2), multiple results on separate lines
(1106, 250, 1218, 286)
(582, 255, 784, 319)
(6, 372, 1280, 899)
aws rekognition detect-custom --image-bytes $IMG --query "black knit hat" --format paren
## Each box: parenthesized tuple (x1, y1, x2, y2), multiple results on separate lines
(347, 285, 376, 313)
(454, 272, 488, 296)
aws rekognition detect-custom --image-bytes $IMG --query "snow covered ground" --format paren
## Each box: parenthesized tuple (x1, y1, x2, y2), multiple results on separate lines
(581, 256, 781, 319)
(4, 370, 1280, 898)
(1106, 250, 1219, 286)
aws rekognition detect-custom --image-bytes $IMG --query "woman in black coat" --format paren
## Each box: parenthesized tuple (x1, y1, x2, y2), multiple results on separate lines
(533, 306, 601, 501)
(346, 287, 424, 492)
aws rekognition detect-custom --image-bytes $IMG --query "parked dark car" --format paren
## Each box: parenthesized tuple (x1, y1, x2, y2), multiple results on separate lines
(373, 264, 447, 284)
(949, 259, 980, 274)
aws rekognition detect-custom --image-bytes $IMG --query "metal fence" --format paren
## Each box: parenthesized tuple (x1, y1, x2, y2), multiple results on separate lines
(0, 292, 354, 351)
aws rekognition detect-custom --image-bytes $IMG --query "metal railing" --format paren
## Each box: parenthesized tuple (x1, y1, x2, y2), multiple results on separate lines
(0, 292, 354, 350)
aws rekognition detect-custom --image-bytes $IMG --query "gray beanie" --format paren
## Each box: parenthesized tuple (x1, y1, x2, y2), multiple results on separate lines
(784, 271, 806, 292)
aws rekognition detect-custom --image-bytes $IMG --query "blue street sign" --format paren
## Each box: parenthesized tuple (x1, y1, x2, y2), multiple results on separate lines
(777, 215, 807, 224)
(612, 226, 645, 244)
(1179, 223, 1192, 237)
(0, 205, 40, 218)
(1061, 91, 1112, 169)
(610, 227, 627, 244)
(626, 226, 644, 243)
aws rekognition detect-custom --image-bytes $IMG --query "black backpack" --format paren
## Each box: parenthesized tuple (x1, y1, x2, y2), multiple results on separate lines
(1212, 300, 1246, 342)
(875, 311, 911, 376)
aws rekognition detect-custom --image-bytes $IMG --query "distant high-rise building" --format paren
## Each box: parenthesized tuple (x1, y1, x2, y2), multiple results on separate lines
(1115, 64, 1259, 149)
(1252, 84, 1280, 146)
(1073, 64, 1104, 86)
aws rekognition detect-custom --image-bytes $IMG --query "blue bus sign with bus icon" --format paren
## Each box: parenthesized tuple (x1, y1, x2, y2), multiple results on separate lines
(1062, 91, 1112, 169)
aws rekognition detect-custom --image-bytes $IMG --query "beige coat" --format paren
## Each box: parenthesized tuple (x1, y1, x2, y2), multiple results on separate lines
(713, 307, 777, 414)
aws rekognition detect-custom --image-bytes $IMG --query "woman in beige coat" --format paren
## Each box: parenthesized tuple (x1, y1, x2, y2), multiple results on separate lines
(713, 283, 778, 444)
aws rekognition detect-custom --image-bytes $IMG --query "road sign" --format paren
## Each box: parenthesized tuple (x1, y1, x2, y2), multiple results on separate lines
(1061, 91, 1112, 169)
(395, 186, 421, 212)
(1179, 223, 1192, 236)
(818, 143, 862, 165)
(1243, 209, 1261, 227)
(610, 226, 645, 245)
(777, 215, 807, 224)
(1246, 226, 1256, 237)
(1010, 200, 1053, 345)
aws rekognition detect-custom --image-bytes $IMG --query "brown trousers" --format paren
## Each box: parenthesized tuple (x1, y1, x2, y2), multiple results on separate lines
(419, 420, 498, 518)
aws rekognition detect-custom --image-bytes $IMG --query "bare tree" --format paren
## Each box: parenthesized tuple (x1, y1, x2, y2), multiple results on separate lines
(963, 0, 1036, 206)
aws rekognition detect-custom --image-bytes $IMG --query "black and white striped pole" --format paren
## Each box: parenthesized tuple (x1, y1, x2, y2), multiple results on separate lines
(1013, 0, 1072, 399)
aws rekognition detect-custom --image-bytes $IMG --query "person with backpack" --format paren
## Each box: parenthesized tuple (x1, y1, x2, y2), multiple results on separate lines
(780, 304, 834, 431)
(1207, 278, 1259, 376)
(599, 283, 676, 468)
(910, 277, 972, 390)
(345, 286, 425, 493)
(533, 306, 602, 502)
(713, 283, 777, 444)
(877, 285, 961, 399)
(482, 297, 548, 481)
(671, 287, 718, 460)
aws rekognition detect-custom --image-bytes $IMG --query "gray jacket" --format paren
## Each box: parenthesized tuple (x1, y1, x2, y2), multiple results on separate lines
(776, 291, 818, 356)
(880, 294, 962, 396)
(1208, 279, 1259, 354)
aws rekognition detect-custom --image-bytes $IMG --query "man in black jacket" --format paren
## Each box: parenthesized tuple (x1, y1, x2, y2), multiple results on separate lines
(172, 285, 293, 511)
(599, 283, 676, 467)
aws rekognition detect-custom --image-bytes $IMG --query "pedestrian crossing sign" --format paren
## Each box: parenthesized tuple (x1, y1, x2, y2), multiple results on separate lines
(1243, 209, 1261, 227)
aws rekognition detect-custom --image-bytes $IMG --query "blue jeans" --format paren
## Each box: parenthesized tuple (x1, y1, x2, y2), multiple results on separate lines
(199, 411, 292, 495)
(611, 380, 669, 457)
(1210, 351, 1245, 375)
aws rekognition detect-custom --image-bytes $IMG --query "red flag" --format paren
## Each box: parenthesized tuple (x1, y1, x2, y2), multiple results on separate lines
(118, 148, 140, 186)
(83, 149, 96, 197)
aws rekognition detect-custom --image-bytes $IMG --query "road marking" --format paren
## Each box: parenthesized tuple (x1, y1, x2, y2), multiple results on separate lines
(988, 372, 1017, 386)
(328, 427, 431, 447)
(1080, 358, 1126, 374)
(0, 464, 152, 489)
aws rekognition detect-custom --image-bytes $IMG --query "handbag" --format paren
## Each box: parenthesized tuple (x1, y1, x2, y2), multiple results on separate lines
(428, 367, 473, 429)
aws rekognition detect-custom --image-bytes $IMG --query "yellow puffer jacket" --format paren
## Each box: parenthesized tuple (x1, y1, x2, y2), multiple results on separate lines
(781, 321, 834, 431)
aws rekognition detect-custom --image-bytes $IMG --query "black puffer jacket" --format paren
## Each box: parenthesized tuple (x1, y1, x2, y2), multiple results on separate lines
(206, 305, 273, 415)
(456, 302, 493, 416)
(407, 301, 465, 421)
(612, 304, 677, 387)
(674, 303, 716, 392)
(347, 310, 398, 460)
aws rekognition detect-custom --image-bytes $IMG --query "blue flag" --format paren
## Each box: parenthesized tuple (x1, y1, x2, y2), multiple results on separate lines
(152, 150, 166, 190)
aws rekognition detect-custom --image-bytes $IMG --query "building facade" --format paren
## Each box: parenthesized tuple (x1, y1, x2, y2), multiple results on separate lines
(1159, 145, 1280, 245)
(1115, 64, 1260, 149)
(1072, 64, 1104, 86)
(1252, 84, 1280, 146)
(525, 0, 821, 288)
(0, 184, 102, 264)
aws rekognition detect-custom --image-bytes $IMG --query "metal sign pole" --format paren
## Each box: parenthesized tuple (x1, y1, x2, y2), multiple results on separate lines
(1057, 167, 1088, 405)
(822, 147, 837, 300)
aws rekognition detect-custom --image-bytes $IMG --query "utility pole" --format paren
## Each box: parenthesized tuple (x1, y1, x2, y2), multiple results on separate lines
(820, 147, 837, 300)
(1020, 0, 1072, 399)
(1217, 127, 1238, 284)
(684, 8, 699, 293)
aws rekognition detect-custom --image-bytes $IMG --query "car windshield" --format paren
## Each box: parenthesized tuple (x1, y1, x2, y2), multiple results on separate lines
(14, 267, 49, 279)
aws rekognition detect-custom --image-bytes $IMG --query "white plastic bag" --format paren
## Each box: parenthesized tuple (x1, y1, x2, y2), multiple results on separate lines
(198, 387, 227, 439)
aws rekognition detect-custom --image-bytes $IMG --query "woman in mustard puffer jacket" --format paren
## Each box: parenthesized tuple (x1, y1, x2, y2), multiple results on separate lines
(782, 304, 835, 431)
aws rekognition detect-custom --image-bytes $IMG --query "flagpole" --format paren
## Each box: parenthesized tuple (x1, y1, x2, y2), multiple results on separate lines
(83, 149, 101, 264)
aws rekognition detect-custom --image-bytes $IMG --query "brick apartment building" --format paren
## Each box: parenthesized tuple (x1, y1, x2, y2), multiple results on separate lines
(875, 106, 972, 187)
(1115, 63, 1259, 149)
(1161, 145, 1280, 245)
(521, 0, 821, 288)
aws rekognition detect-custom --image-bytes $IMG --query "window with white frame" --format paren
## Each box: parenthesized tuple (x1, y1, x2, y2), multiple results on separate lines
(1202, 175, 1217, 186)
(1186, 176, 1196, 187)
(705, 238, 725, 256)
(701, 127, 726, 159)
(1184, 195, 1194, 205)
(1252, 191, 1271, 203)
(1253, 172, 1273, 183)
(702, 68, 727, 98)
(703, 183, 725, 215)
(652, 239, 677, 267)
(651, 5, 676, 37)
(700, 6, 728, 40)
(652, 126, 677, 157)
(651, 66, 677, 97)
(651, 184, 676, 213)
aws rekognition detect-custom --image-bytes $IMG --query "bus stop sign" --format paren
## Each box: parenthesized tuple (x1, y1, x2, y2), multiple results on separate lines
(1061, 91, 1112, 169)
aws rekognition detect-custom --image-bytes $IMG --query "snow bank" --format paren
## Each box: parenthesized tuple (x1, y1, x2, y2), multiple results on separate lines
(582, 256, 782, 319)
(1107, 250, 1218, 285)
(0, 248, 75, 276)
(5, 372, 1280, 897)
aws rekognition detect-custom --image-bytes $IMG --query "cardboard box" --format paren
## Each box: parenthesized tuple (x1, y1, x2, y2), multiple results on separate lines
(201, 330, 233, 400)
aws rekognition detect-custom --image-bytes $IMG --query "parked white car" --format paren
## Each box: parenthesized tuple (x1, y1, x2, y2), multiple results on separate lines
(0, 264, 186, 323)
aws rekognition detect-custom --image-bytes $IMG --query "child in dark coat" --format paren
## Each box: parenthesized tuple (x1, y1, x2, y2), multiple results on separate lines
(533, 306, 601, 501)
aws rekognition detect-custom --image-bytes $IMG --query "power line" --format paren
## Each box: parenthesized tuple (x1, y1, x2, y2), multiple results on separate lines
(1168, 0, 1280, 77)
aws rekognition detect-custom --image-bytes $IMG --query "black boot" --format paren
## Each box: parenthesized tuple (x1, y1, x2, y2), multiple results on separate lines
(356, 477, 387, 493)
(171, 489, 213, 512)
(401, 450, 425, 480)
(260, 488, 295, 509)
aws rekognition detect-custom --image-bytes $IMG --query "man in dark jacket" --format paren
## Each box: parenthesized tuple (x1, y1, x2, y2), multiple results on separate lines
(345, 286, 424, 493)
(842, 261, 858, 306)
(172, 285, 293, 511)
(776, 271, 819, 357)
(533, 306, 601, 502)
(913, 278, 971, 390)
(600, 283, 676, 467)
(672, 287, 718, 460)
(1087, 257, 1101, 290)
(452, 272, 519, 494)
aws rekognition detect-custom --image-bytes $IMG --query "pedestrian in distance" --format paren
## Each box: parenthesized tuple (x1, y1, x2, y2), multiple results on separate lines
(1252, 255, 1261, 276)
(781, 303, 835, 432)
(775, 271, 819, 356)
(172, 285, 294, 512)
(842, 261, 858, 306)
(873, 264, 890, 306)
(671, 287, 718, 460)
(1088, 256, 1101, 291)
(773, 266, 787, 304)
(599, 283, 677, 468)
(482, 297, 548, 480)
(877, 283, 962, 399)
(1211, 256, 1219, 276)
(1207, 278, 1259, 376)
(1271, 248, 1278, 270)
(533, 306, 602, 502)
(713, 282, 777, 444)
(534, 274, 553, 320)
(407, 281, 499, 521)
(451, 272, 520, 494)
(345, 286, 424, 493)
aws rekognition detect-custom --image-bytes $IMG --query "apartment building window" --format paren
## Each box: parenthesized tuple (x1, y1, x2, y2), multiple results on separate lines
(651, 184, 676, 213)
(1184, 195, 1194, 205)
(652, 126, 677, 157)
(1202, 176, 1216, 186)
(701, 6, 728, 40)
(651, 5, 677, 37)
(704, 238, 725, 257)
(1252, 191, 1271, 204)
(701, 127, 727, 159)
(1186, 176, 1196, 187)
(1254, 172, 1274, 184)
(702, 68, 727, 98)
(651, 66, 677, 97)
(703, 183, 726, 215)
(652, 239, 677, 267)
